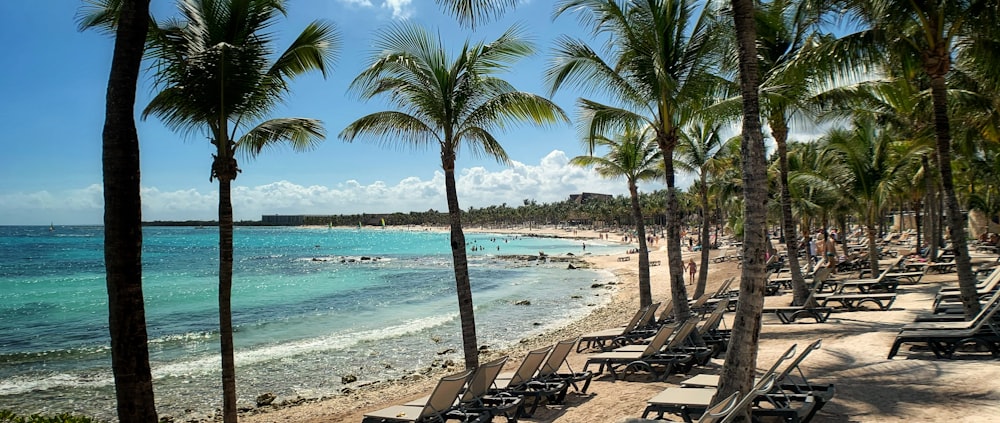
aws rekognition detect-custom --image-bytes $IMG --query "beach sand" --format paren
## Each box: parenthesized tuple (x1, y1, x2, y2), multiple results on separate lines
(240, 227, 1000, 422)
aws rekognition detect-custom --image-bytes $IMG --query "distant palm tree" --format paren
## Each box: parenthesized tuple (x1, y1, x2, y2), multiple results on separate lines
(141, 1, 338, 421)
(550, 0, 726, 321)
(714, 0, 771, 411)
(676, 121, 729, 299)
(341, 23, 567, 369)
(436, 0, 517, 28)
(822, 117, 924, 274)
(571, 126, 663, 306)
(78, 0, 158, 420)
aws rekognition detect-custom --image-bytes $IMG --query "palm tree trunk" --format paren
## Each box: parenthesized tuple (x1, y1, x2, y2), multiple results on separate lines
(715, 0, 767, 411)
(772, 119, 808, 305)
(102, 1, 157, 420)
(928, 72, 979, 319)
(630, 183, 653, 307)
(657, 132, 692, 321)
(218, 173, 238, 423)
(442, 153, 480, 370)
(695, 173, 711, 299)
(867, 210, 879, 275)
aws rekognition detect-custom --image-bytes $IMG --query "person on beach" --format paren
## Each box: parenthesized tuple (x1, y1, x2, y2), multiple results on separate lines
(686, 258, 697, 285)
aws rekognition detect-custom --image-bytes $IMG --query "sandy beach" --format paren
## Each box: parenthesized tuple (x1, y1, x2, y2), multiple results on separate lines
(239, 226, 1000, 422)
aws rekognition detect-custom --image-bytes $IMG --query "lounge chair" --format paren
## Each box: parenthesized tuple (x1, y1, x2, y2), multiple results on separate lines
(492, 345, 566, 417)
(639, 390, 742, 423)
(762, 269, 835, 324)
(363, 369, 473, 423)
(584, 319, 701, 381)
(577, 304, 650, 352)
(916, 288, 1000, 322)
(643, 372, 784, 422)
(815, 292, 896, 311)
(403, 357, 520, 422)
(888, 308, 1000, 359)
(680, 343, 798, 390)
(649, 342, 829, 423)
(534, 338, 593, 399)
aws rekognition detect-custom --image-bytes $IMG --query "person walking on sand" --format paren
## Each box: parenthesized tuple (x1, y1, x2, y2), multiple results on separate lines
(686, 258, 697, 285)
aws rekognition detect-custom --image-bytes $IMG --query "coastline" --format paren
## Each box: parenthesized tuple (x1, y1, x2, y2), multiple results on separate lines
(238, 225, 694, 423)
(239, 227, 1000, 422)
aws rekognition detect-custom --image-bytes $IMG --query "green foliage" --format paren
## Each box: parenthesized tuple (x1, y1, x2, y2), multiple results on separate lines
(0, 410, 101, 423)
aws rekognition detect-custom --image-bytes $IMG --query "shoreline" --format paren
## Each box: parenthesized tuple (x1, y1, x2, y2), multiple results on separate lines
(238, 225, 693, 423)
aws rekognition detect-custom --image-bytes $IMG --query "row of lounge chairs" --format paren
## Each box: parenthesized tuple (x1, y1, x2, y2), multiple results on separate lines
(889, 266, 1000, 359)
(642, 340, 833, 422)
(362, 337, 594, 423)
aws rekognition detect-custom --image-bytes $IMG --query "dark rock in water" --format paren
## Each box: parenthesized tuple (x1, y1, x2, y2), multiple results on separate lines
(514, 300, 531, 306)
(341, 374, 358, 384)
(533, 322, 541, 326)
(567, 263, 577, 269)
(566, 252, 575, 256)
(479, 345, 490, 351)
(340, 387, 354, 395)
(591, 283, 604, 288)
(571, 295, 582, 299)
(437, 348, 455, 355)
(158, 415, 174, 423)
(361, 256, 371, 261)
(256, 392, 276, 407)
(444, 359, 455, 367)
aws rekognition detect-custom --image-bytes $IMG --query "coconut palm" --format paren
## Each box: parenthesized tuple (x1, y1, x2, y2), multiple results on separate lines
(822, 117, 925, 275)
(713, 0, 772, 411)
(571, 125, 663, 306)
(78, 0, 158, 420)
(141, 1, 338, 421)
(550, 0, 727, 321)
(817, 0, 1000, 319)
(676, 120, 730, 299)
(340, 23, 567, 370)
(436, 0, 517, 28)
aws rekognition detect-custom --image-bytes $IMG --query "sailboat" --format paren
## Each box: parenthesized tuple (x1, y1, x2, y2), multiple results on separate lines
(49, 223, 54, 232)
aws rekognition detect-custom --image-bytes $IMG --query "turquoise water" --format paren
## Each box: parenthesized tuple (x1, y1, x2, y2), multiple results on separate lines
(0, 226, 620, 420)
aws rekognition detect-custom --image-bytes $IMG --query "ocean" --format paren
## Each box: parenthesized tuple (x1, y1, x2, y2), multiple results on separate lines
(0, 225, 621, 421)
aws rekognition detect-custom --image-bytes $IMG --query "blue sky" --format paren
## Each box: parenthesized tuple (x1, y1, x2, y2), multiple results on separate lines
(0, 0, 788, 225)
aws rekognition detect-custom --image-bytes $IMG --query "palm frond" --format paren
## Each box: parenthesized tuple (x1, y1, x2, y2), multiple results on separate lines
(237, 117, 325, 159)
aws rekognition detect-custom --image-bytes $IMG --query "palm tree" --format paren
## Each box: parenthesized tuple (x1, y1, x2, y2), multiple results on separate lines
(571, 126, 663, 306)
(550, 0, 726, 322)
(436, 0, 517, 28)
(78, 0, 158, 420)
(142, 1, 338, 421)
(341, 23, 567, 370)
(714, 0, 771, 412)
(676, 120, 729, 299)
(822, 117, 924, 275)
(820, 0, 1000, 319)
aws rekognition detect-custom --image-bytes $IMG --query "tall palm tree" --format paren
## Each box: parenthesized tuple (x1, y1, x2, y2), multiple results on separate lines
(341, 23, 567, 370)
(676, 120, 729, 299)
(571, 126, 663, 306)
(822, 117, 924, 275)
(820, 0, 1000, 319)
(714, 0, 771, 412)
(79, 0, 158, 420)
(550, 0, 726, 321)
(142, 1, 338, 421)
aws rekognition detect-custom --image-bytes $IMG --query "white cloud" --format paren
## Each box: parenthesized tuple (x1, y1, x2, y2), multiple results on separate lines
(336, 0, 413, 19)
(0, 151, 664, 225)
(382, 0, 413, 19)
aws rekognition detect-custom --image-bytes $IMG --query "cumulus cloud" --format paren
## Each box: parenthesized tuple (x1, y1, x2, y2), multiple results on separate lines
(337, 0, 413, 19)
(0, 151, 669, 225)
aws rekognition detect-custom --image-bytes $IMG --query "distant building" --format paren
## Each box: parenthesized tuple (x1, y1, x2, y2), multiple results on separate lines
(568, 192, 613, 204)
(261, 215, 306, 225)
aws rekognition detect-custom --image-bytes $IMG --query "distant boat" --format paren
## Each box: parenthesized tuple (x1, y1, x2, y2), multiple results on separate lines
(49, 223, 54, 232)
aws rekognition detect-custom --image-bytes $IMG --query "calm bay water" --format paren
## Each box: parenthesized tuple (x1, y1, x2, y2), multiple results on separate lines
(0, 225, 619, 421)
